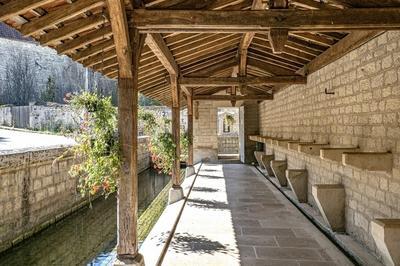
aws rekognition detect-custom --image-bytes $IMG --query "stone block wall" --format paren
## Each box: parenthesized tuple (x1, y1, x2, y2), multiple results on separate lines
(258, 31, 400, 258)
(0, 137, 151, 253)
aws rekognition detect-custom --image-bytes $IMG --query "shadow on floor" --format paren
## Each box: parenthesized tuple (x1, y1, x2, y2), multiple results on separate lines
(170, 233, 235, 256)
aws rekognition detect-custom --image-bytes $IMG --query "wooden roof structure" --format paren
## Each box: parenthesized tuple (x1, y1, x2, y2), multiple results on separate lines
(2, 0, 399, 106)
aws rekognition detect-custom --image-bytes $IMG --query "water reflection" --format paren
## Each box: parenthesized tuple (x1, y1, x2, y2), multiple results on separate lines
(0, 169, 169, 266)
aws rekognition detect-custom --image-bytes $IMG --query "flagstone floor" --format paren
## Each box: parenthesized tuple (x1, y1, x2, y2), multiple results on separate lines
(141, 163, 353, 266)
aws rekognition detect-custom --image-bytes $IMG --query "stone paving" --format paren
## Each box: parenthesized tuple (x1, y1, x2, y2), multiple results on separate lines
(0, 128, 75, 154)
(160, 163, 353, 266)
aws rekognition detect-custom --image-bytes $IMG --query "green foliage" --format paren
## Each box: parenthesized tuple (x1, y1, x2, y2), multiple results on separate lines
(41, 76, 57, 102)
(139, 109, 188, 175)
(139, 93, 162, 106)
(224, 114, 235, 126)
(69, 92, 120, 197)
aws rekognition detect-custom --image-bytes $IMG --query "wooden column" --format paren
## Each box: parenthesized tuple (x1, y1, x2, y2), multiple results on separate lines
(171, 74, 181, 187)
(106, 0, 144, 263)
(187, 89, 194, 166)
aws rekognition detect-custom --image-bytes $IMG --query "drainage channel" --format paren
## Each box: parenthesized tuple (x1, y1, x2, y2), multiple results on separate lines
(254, 166, 361, 266)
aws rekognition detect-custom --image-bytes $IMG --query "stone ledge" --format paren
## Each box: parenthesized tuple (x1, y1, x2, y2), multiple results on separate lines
(298, 143, 330, 156)
(320, 147, 359, 162)
(342, 152, 393, 172)
(286, 169, 308, 203)
(270, 160, 287, 186)
(274, 139, 296, 148)
(288, 141, 314, 151)
(312, 184, 345, 232)
(371, 219, 400, 266)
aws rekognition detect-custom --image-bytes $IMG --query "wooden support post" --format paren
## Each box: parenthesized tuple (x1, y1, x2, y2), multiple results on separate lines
(169, 74, 184, 204)
(106, 0, 144, 264)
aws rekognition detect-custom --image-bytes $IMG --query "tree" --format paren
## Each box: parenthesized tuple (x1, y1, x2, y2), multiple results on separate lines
(2, 54, 37, 105)
(41, 76, 57, 102)
(139, 93, 162, 106)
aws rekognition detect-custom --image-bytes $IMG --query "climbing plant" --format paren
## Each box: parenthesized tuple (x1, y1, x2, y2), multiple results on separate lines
(224, 113, 235, 126)
(68, 92, 120, 197)
(139, 109, 188, 175)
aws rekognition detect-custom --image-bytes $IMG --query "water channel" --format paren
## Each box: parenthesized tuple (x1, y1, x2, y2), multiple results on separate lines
(0, 169, 170, 266)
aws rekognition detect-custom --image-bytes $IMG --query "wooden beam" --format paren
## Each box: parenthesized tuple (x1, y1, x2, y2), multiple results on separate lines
(145, 33, 179, 75)
(20, 0, 104, 36)
(132, 9, 400, 32)
(298, 31, 381, 75)
(57, 26, 113, 54)
(170, 73, 181, 188)
(71, 38, 115, 62)
(268, 28, 289, 54)
(247, 58, 297, 76)
(39, 14, 107, 45)
(180, 85, 191, 96)
(106, 0, 143, 262)
(180, 76, 306, 87)
(0, 0, 54, 22)
(194, 94, 273, 101)
(107, 0, 133, 163)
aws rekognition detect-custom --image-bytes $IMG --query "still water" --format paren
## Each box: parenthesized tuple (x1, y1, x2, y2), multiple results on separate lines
(0, 169, 170, 266)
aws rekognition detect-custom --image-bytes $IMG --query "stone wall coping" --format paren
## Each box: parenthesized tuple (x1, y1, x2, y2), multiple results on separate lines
(313, 184, 344, 189)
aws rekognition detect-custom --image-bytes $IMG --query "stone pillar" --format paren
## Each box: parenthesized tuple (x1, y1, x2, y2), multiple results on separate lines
(169, 74, 184, 204)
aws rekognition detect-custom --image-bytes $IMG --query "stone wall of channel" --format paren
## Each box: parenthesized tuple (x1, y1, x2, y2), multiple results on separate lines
(0, 136, 151, 253)
(258, 31, 400, 259)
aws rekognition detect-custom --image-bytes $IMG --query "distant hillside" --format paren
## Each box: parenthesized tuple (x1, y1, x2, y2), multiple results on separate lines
(0, 22, 33, 42)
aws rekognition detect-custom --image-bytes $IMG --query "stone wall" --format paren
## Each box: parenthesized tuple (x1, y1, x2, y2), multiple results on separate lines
(0, 136, 151, 253)
(193, 101, 259, 163)
(258, 31, 400, 258)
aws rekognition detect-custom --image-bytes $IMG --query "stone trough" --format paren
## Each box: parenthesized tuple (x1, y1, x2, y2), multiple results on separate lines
(371, 219, 400, 266)
(286, 169, 308, 203)
(270, 160, 288, 186)
(312, 184, 345, 232)
(342, 152, 393, 172)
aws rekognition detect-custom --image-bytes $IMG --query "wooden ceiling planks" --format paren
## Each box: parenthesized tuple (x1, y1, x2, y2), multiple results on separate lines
(1, 0, 399, 105)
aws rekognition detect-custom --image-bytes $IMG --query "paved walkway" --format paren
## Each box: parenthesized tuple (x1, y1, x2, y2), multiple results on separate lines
(0, 128, 75, 154)
(156, 163, 352, 266)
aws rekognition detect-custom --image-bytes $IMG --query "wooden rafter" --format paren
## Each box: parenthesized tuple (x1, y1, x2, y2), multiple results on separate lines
(145, 33, 179, 75)
(193, 94, 273, 101)
(57, 26, 113, 54)
(132, 9, 400, 32)
(0, 0, 54, 22)
(298, 30, 381, 75)
(39, 14, 107, 45)
(20, 0, 104, 36)
(179, 76, 307, 87)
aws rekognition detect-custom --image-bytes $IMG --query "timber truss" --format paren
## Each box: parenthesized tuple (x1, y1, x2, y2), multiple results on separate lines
(2, 0, 398, 106)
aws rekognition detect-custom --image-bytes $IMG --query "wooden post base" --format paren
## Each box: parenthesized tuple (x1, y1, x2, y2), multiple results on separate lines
(168, 186, 184, 204)
(114, 253, 145, 266)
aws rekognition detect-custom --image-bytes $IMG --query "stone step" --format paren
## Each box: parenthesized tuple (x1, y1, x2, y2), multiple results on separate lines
(342, 152, 393, 172)
(270, 160, 287, 186)
(371, 219, 400, 266)
(320, 147, 359, 162)
(286, 169, 308, 203)
(287, 141, 314, 151)
(261, 154, 275, 176)
(298, 143, 330, 156)
(312, 184, 345, 232)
